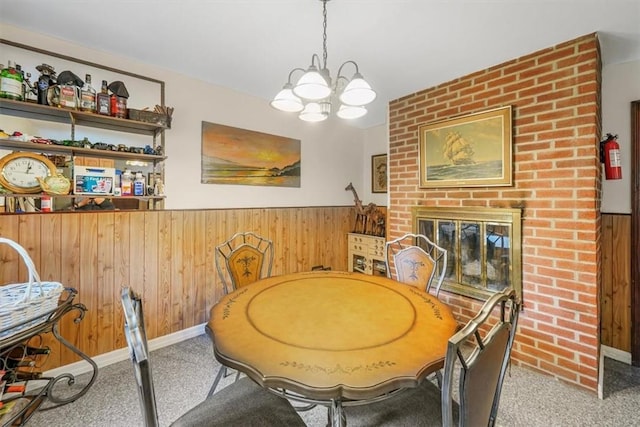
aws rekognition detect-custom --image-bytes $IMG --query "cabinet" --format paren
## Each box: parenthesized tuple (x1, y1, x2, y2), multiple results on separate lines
(347, 232, 387, 276)
(0, 288, 97, 425)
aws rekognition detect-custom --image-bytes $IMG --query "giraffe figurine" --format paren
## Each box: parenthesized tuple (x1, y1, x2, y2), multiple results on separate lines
(345, 182, 367, 233)
(345, 182, 377, 234)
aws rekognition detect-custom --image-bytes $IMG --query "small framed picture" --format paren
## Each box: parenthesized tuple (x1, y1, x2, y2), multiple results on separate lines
(371, 154, 388, 193)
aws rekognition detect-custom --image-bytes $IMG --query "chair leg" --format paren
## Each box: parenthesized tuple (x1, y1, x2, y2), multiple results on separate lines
(207, 366, 227, 397)
(207, 366, 244, 397)
(435, 370, 443, 389)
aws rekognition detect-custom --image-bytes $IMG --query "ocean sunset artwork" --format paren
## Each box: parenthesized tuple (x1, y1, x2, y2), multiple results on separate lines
(201, 122, 301, 187)
(419, 106, 512, 188)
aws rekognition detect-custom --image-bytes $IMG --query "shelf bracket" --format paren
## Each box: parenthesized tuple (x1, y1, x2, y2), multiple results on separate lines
(68, 111, 76, 141)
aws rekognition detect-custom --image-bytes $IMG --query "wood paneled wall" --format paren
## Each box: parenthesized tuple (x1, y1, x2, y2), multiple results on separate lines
(0, 206, 353, 370)
(601, 213, 632, 352)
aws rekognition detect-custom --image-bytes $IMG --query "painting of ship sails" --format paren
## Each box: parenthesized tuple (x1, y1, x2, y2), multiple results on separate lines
(419, 106, 512, 188)
(201, 121, 301, 187)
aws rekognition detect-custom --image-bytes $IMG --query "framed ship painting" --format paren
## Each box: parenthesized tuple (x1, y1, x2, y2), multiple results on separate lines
(201, 121, 301, 187)
(418, 106, 512, 188)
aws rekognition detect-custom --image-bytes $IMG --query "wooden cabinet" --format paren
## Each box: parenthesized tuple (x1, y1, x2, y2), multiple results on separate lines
(347, 232, 387, 276)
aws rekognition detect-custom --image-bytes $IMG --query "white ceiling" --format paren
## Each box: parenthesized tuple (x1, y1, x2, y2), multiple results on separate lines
(2, 0, 640, 129)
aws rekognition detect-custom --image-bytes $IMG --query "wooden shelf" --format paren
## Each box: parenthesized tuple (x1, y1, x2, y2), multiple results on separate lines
(0, 98, 167, 136)
(0, 40, 168, 212)
(0, 192, 165, 200)
(0, 138, 166, 161)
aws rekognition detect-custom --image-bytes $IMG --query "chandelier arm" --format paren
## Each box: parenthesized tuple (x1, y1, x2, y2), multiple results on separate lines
(286, 67, 307, 84)
(336, 60, 360, 81)
(310, 54, 323, 69)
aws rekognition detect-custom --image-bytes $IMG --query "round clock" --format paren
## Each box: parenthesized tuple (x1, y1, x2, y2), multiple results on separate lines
(0, 152, 58, 194)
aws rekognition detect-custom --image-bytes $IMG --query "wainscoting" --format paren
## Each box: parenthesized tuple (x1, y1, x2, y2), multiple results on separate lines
(0, 206, 353, 371)
(600, 213, 631, 353)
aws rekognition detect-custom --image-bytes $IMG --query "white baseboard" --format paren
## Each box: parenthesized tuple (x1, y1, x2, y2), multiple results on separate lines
(601, 345, 632, 364)
(598, 345, 632, 399)
(44, 323, 207, 379)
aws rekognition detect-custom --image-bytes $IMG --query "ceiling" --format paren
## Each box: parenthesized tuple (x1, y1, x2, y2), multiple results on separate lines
(2, 0, 640, 129)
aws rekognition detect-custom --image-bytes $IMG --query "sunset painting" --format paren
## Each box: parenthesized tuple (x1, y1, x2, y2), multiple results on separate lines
(201, 122, 301, 187)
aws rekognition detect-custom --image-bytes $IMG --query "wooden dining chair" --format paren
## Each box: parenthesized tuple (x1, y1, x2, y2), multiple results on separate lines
(210, 232, 274, 395)
(215, 231, 274, 294)
(385, 233, 448, 297)
(344, 288, 520, 426)
(121, 287, 305, 427)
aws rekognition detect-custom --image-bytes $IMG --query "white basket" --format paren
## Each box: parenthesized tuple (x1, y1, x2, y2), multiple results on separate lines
(0, 237, 64, 340)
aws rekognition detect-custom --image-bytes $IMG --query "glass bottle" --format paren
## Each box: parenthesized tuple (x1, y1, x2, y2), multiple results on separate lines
(17, 63, 26, 100)
(80, 73, 97, 113)
(96, 79, 110, 115)
(36, 63, 55, 105)
(0, 60, 24, 101)
(23, 72, 37, 102)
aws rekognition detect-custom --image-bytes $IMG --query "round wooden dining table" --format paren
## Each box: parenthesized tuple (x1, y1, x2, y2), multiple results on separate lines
(208, 270, 458, 426)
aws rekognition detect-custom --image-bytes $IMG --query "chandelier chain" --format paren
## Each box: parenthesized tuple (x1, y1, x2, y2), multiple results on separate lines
(322, 0, 328, 70)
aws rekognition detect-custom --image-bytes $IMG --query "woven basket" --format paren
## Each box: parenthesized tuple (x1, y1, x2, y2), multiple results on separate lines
(0, 237, 64, 340)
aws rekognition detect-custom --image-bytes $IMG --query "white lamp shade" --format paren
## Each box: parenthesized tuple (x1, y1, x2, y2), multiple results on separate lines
(339, 75, 376, 106)
(270, 86, 304, 112)
(336, 104, 367, 119)
(294, 69, 331, 100)
(299, 102, 330, 122)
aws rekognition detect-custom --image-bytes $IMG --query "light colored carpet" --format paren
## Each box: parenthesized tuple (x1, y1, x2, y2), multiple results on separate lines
(24, 335, 640, 426)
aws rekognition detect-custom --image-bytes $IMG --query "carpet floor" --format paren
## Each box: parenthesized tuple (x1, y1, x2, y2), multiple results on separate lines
(22, 334, 640, 426)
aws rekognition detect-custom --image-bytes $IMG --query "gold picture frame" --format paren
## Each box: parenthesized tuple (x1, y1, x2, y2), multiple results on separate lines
(419, 106, 512, 188)
(201, 121, 301, 188)
(371, 154, 387, 193)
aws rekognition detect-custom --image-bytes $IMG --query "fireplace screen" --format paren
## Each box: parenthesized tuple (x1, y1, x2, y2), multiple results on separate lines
(412, 207, 521, 300)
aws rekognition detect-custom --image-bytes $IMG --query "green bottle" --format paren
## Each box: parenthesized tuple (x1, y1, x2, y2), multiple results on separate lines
(0, 60, 24, 100)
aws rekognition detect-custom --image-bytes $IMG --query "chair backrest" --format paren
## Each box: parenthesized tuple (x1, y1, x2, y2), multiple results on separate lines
(385, 233, 447, 296)
(441, 288, 520, 427)
(215, 232, 274, 294)
(121, 287, 159, 427)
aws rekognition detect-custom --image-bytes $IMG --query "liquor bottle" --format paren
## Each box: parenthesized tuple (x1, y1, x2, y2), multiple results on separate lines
(7, 345, 51, 359)
(110, 93, 127, 119)
(17, 63, 26, 100)
(96, 79, 110, 115)
(36, 63, 55, 105)
(80, 74, 97, 113)
(23, 72, 38, 102)
(0, 60, 24, 101)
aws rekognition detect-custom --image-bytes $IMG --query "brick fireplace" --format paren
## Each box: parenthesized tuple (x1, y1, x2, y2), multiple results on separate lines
(388, 33, 602, 391)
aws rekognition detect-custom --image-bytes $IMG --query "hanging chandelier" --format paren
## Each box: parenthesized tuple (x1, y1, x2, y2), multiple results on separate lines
(270, 0, 376, 122)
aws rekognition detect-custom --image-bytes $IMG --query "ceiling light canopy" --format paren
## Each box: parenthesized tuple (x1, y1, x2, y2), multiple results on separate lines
(270, 0, 376, 122)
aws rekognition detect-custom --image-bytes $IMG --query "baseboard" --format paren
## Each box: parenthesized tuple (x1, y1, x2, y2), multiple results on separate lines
(43, 323, 207, 379)
(601, 345, 632, 364)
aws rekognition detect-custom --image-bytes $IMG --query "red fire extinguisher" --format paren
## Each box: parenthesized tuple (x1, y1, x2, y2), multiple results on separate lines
(600, 133, 622, 180)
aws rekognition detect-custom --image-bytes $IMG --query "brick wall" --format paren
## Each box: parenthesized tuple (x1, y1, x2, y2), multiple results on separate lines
(388, 33, 602, 392)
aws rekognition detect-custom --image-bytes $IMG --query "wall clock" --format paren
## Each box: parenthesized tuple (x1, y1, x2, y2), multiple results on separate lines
(0, 152, 57, 194)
